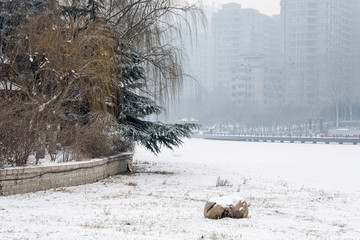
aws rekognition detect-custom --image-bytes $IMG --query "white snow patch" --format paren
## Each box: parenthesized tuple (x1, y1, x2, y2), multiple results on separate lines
(39, 94, 60, 112)
(0, 54, 10, 64)
(1, 138, 360, 239)
(0, 81, 21, 90)
(39, 59, 50, 68)
(209, 193, 244, 207)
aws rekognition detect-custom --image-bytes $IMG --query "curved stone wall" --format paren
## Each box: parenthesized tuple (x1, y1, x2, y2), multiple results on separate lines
(0, 153, 133, 196)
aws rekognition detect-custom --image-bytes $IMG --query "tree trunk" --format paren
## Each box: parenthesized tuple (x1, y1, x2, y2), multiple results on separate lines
(348, 103, 353, 121)
(335, 103, 339, 127)
(35, 119, 46, 164)
(48, 124, 58, 161)
(35, 131, 46, 164)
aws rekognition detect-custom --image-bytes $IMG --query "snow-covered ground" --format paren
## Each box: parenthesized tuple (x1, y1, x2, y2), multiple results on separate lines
(1, 138, 360, 239)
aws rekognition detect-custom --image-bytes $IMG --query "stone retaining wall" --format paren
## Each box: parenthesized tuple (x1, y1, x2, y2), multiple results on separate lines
(0, 153, 133, 196)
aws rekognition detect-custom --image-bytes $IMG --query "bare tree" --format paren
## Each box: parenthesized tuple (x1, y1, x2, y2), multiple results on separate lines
(319, 52, 350, 127)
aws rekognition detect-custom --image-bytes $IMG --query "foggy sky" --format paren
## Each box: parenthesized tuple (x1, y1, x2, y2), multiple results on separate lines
(200, 0, 281, 16)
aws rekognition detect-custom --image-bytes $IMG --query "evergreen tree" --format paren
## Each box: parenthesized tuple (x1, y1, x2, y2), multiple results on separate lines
(117, 44, 197, 153)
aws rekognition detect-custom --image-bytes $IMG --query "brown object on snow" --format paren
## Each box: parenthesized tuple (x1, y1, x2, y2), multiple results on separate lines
(204, 197, 248, 219)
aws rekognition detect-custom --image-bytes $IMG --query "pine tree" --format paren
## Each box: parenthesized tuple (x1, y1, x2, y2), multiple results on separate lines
(117, 44, 197, 153)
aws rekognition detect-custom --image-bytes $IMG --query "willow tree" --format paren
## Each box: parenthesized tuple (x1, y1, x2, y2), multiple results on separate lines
(61, 0, 202, 153)
(63, 0, 204, 102)
(0, 0, 201, 165)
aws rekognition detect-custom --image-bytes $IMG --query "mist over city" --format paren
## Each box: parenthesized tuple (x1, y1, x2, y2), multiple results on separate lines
(165, 0, 360, 137)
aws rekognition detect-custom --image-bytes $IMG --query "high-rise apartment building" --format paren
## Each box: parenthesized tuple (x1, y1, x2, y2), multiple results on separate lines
(281, 0, 353, 109)
(212, 3, 281, 110)
(231, 54, 283, 110)
(353, 0, 360, 104)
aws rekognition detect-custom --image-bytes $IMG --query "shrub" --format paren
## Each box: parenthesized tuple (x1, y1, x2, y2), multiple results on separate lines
(0, 115, 35, 167)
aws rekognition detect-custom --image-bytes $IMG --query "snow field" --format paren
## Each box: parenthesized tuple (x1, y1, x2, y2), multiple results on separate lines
(1, 138, 360, 239)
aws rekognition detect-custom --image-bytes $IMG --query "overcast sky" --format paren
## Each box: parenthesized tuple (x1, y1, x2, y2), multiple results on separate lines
(199, 0, 281, 16)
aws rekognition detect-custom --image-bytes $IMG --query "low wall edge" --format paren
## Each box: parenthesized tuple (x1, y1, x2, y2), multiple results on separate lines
(0, 153, 133, 196)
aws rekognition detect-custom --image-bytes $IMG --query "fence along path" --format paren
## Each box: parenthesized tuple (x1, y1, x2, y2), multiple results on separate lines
(203, 134, 360, 145)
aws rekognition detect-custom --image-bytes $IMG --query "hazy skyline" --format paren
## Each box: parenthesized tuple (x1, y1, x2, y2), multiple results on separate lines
(200, 0, 281, 16)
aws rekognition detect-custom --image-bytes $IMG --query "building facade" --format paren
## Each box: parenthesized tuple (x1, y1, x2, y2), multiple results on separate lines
(212, 3, 282, 111)
(352, 0, 360, 106)
(281, 0, 354, 111)
(230, 54, 282, 110)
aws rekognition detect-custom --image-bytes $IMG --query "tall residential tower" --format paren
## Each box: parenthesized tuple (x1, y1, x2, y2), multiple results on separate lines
(281, 0, 354, 112)
(212, 3, 282, 110)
